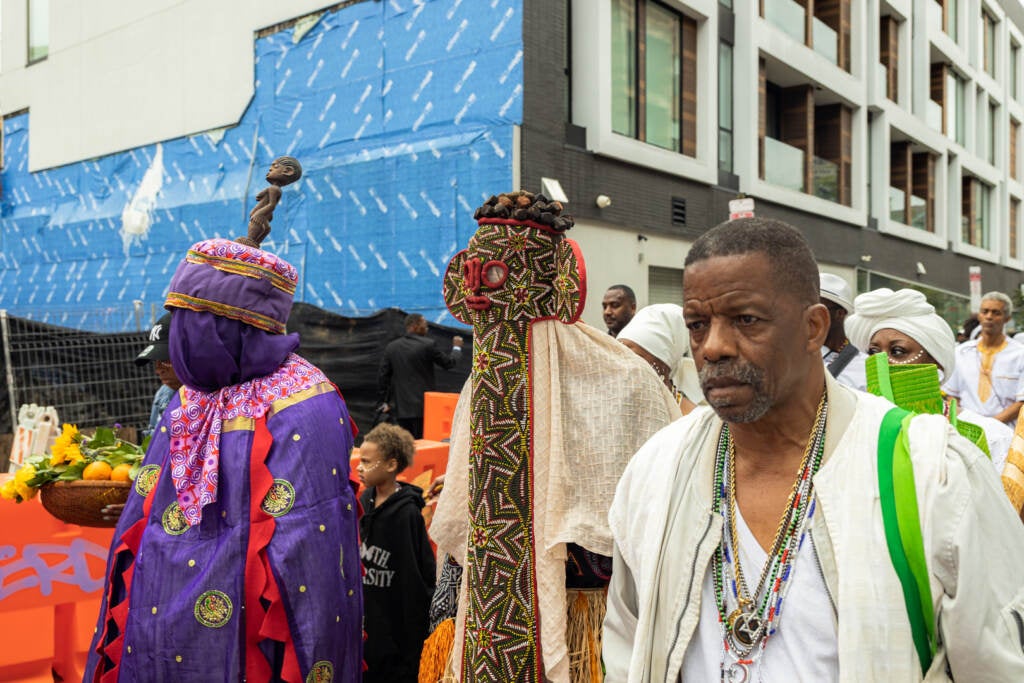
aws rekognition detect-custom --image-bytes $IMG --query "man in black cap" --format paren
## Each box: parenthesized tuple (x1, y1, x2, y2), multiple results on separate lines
(135, 311, 183, 434)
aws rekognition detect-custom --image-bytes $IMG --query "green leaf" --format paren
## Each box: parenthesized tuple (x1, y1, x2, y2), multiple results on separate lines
(87, 427, 117, 448)
(57, 461, 88, 481)
(26, 469, 59, 487)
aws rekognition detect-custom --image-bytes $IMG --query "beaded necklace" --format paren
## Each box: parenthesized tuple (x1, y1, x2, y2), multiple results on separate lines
(711, 391, 829, 681)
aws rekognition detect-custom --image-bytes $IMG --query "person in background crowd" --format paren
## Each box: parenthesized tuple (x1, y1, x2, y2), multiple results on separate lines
(846, 287, 1013, 471)
(135, 311, 183, 434)
(602, 284, 637, 337)
(604, 217, 1024, 682)
(617, 302, 700, 414)
(819, 272, 868, 391)
(944, 291, 1024, 424)
(358, 423, 436, 683)
(377, 313, 463, 438)
(957, 313, 981, 343)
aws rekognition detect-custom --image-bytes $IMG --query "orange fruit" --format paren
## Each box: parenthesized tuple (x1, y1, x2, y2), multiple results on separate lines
(82, 461, 113, 481)
(111, 464, 133, 483)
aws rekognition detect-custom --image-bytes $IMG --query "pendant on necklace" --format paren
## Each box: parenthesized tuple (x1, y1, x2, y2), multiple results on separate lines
(730, 611, 763, 647)
(722, 660, 749, 682)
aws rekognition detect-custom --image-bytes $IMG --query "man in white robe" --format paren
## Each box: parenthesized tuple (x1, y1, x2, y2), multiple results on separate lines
(603, 218, 1024, 682)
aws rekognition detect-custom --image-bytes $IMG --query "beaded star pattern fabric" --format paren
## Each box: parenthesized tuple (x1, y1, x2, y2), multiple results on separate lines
(443, 219, 585, 683)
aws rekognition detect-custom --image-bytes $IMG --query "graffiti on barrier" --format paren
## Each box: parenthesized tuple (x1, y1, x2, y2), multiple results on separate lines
(0, 538, 108, 600)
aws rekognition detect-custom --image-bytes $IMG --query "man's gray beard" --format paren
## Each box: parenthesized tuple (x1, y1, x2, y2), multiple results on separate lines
(699, 360, 772, 423)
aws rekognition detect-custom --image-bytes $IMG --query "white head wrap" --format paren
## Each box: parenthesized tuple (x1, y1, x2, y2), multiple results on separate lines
(846, 288, 956, 379)
(617, 303, 689, 375)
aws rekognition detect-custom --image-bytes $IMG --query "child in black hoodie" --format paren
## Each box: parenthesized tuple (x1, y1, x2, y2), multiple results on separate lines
(358, 424, 436, 682)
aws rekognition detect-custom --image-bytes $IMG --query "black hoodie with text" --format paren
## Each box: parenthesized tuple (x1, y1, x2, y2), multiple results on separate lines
(360, 482, 436, 682)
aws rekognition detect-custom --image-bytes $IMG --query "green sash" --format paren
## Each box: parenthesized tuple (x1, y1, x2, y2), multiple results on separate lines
(878, 406, 936, 675)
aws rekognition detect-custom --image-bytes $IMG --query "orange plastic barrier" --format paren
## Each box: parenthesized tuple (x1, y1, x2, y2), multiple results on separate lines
(422, 392, 460, 442)
(0, 473, 114, 682)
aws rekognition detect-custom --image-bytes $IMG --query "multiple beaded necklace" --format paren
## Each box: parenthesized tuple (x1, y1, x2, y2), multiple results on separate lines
(711, 391, 829, 682)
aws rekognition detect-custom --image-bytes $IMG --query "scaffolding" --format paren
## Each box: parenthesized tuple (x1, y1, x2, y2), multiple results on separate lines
(0, 302, 160, 435)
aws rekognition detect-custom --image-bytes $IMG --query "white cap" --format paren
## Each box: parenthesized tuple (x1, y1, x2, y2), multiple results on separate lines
(819, 273, 854, 313)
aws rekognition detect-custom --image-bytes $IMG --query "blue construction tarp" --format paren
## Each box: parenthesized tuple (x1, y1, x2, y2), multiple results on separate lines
(0, 0, 523, 331)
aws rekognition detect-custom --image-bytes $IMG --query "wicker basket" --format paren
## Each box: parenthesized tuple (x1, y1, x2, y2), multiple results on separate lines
(39, 480, 131, 528)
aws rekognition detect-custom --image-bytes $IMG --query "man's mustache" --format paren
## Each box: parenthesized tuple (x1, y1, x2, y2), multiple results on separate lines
(698, 360, 765, 387)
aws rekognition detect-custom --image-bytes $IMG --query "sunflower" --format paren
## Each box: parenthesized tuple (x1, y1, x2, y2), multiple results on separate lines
(13, 463, 38, 500)
(50, 423, 81, 466)
(0, 478, 18, 501)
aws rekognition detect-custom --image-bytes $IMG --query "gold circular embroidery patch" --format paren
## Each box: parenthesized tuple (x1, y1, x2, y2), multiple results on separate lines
(260, 479, 296, 517)
(193, 590, 233, 628)
(162, 502, 189, 536)
(134, 464, 161, 496)
(306, 660, 333, 683)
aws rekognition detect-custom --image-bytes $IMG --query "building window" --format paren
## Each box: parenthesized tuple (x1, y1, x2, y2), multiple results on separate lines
(764, 0, 850, 71)
(611, 0, 698, 156)
(890, 142, 935, 232)
(962, 177, 992, 249)
(1012, 41, 1020, 101)
(1011, 197, 1020, 259)
(648, 265, 684, 305)
(27, 0, 49, 63)
(1012, 119, 1020, 181)
(719, 41, 733, 173)
(760, 62, 851, 205)
(879, 16, 899, 101)
(931, 0, 957, 41)
(983, 10, 997, 78)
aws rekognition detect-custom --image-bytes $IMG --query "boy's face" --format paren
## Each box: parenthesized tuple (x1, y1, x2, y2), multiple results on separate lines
(357, 440, 396, 489)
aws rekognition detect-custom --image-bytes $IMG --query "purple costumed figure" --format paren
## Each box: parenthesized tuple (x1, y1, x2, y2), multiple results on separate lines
(85, 238, 363, 682)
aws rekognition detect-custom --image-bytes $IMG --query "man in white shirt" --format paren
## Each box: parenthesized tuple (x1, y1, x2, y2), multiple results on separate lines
(603, 218, 1024, 682)
(944, 292, 1024, 424)
(819, 273, 868, 391)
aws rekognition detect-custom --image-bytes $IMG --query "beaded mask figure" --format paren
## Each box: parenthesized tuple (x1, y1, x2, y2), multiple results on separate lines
(442, 191, 585, 682)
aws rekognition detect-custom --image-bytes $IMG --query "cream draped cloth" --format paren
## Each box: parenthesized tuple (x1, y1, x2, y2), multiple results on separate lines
(430, 320, 682, 683)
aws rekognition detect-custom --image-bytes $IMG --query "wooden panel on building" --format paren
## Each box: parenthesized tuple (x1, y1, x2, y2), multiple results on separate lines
(891, 141, 911, 223)
(880, 16, 899, 101)
(912, 152, 935, 232)
(815, 0, 851, 71)
(759, 58, 767, 180)
(814, 103, 852, 205)
(781, 85, 814, 193)
(681, 16, 698, 157)
(962, 176, 975, 245)
(931, 62, 947, 134)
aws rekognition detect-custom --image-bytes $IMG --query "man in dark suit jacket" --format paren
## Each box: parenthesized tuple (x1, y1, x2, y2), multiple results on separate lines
(377, 313, 463, 438)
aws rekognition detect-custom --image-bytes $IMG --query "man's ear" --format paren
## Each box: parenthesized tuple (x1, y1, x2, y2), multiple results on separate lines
(807, 302, 831, 350)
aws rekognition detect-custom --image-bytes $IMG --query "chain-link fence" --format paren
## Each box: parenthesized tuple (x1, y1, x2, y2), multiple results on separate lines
(0, 303, 161, 437)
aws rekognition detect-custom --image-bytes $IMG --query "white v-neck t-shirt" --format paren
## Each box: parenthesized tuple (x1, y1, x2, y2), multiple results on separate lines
(681, 504, 839, 682)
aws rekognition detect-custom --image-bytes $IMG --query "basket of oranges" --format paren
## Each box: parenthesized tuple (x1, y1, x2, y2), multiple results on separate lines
(1, 424, 148, 527)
